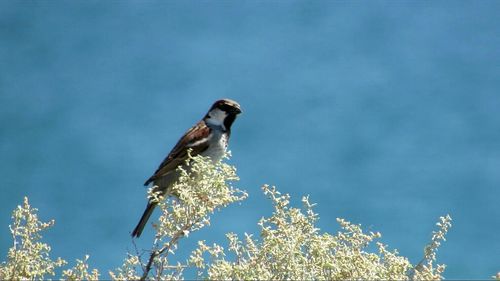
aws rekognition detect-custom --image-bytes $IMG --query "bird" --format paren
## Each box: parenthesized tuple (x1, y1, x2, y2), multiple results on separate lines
(131, 99, 242, 238)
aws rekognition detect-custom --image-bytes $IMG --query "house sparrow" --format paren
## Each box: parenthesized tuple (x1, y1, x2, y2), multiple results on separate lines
(131, 99, 242, 238)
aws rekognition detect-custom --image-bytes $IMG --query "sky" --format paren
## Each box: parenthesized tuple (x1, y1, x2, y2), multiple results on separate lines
(1, 1, 499, 279)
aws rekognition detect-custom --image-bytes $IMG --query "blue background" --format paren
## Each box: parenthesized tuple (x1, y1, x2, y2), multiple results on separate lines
(1, 1, 499, 278)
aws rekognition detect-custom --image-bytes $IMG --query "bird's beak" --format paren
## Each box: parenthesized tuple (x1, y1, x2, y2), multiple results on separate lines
(235, 107, 242, 114)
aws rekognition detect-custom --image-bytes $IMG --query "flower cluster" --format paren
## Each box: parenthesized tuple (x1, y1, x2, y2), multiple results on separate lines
(411, 215, 453, 280)
(0, 197, 99, 280)
(188, 185, 451, 280)
(111, 151, 247, 280)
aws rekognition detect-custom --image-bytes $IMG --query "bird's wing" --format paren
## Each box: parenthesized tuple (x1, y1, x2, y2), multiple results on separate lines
(144, 120, 211, 186)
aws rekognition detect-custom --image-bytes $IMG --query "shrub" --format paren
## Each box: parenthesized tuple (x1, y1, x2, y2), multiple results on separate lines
(1, 153, 455, 280)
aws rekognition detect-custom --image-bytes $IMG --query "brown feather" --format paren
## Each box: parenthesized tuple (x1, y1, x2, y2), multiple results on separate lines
(144, 120, 211, 186)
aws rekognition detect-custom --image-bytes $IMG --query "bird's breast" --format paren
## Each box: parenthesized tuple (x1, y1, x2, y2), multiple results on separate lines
(201, 131, 228, 161)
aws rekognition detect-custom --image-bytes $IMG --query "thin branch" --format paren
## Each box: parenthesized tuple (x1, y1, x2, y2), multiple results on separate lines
(139, 218, 201, 280)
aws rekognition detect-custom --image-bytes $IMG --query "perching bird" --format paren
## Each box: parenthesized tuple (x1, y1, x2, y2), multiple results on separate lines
(131, 99, 242, 238)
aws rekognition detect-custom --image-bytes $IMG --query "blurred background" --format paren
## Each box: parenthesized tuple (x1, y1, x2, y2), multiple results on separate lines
(1, 1, 499, 278)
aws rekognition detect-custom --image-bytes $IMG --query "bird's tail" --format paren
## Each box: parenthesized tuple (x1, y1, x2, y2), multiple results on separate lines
(131, 202, 156, 238)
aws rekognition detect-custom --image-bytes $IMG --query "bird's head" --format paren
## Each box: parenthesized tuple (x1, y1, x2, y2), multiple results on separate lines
(205, 99, 242, 130)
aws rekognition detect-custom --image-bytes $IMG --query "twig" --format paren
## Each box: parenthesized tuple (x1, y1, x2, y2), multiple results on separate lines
(139, 219, 201, 280)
